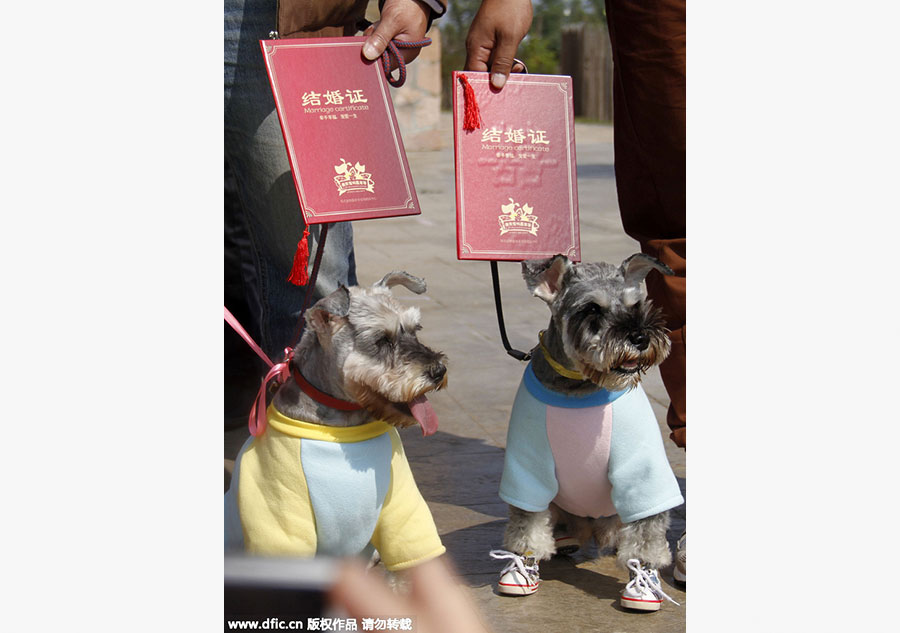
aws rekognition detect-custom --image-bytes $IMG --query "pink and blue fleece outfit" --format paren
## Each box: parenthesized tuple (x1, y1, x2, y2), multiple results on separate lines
(499, 364, 683, 523)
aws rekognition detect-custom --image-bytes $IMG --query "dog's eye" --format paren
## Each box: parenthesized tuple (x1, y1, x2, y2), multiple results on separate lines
(414, 324, 423, 332)
(588, 303, 605, 316)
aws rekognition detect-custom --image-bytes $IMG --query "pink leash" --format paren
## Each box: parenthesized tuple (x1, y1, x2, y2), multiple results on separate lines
(224, 36, 433, 434)
(224, 307, 292, 437)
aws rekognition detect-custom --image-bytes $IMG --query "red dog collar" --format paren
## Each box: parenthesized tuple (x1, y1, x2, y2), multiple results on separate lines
(291, 365, 363, 412)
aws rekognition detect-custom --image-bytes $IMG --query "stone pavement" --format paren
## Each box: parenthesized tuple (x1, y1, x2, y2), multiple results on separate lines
(225, 112, 686, 633)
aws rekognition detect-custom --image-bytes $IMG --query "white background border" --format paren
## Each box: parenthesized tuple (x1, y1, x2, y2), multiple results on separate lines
(3, 2, 899, 631)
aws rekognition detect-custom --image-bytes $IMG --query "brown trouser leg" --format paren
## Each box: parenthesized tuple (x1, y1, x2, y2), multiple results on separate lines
(606, 0, 686, 448)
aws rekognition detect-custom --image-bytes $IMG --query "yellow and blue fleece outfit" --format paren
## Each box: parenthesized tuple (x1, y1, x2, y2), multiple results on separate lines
(224, 406, 445, 571)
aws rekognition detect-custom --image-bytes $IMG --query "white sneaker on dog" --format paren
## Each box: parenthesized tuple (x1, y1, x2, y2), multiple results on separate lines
(553, 525, 580, 556)
(620, 559, 680, 611)
(491, 550, 540, 595)
(554, 534, 580, 556)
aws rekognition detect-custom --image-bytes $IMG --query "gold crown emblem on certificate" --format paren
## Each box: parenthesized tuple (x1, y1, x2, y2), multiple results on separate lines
(333, 158, 375, 196)
(498, 198, 540, 236)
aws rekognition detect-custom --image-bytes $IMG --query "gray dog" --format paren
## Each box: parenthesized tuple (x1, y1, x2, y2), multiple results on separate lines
(224, 272, 449, 574)
(490, 253, 684, 611)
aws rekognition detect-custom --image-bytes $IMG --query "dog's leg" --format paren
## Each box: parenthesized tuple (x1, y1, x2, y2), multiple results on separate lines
(492, 506, 556, 595)
(591, 515, 622, 551)
(615, 511, 672, 570)
(503, 505, 556, 561)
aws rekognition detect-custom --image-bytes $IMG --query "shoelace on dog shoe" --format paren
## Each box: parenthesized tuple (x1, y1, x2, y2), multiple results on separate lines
(625, 559, 680, 605)
(490, 549, 539, 580)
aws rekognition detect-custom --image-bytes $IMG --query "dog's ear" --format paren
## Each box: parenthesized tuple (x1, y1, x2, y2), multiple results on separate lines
(620, 254, 674, 291)
(522, 254, 571, 303)
(305, 285, 350, 335)
(375, 271, 427, 295)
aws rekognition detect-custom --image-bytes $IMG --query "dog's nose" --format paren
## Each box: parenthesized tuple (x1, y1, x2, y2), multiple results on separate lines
(427, 363, 447, 383)
(628, 332, 650, 351)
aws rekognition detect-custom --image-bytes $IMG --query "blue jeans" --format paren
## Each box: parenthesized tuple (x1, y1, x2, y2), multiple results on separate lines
(225, 0, 358, 361)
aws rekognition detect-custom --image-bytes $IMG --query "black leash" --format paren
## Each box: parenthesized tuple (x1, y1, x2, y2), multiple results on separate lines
(490, 261, 532, 362)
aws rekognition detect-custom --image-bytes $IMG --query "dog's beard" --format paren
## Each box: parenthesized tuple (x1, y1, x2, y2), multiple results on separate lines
(561, 300, 672, 391)
(572, 331, 671, 392)
(343, 355, 447, 434)
(346, 379, 446, 435)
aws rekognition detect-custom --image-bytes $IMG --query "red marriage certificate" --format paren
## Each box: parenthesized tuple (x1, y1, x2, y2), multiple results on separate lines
(261, 37, 420, 224)
(452, 72, 580, 261)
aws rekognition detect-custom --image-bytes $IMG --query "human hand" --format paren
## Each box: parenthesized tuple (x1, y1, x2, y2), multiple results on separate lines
(330, 557, 492, 633)
(362, 0, 432, 68)
(465, 0, 533, 89)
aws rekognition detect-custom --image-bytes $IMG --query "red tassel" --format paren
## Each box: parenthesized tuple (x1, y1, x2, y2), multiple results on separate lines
(459, 74, 483, 131)
(287, 227, 310, 286)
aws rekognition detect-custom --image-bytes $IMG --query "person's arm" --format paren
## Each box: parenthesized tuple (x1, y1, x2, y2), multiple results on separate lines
(465, 0, 533, 89)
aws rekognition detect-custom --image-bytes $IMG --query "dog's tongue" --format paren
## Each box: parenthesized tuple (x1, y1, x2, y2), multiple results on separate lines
(409, 395, 438, 436)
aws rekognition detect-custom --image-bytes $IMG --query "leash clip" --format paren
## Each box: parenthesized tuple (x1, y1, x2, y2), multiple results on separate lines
(268, 348, 295, 394)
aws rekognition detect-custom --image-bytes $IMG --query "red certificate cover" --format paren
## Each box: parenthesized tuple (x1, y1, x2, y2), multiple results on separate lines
(452, 72, 580, 261)
(261, 37, 420, 224)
